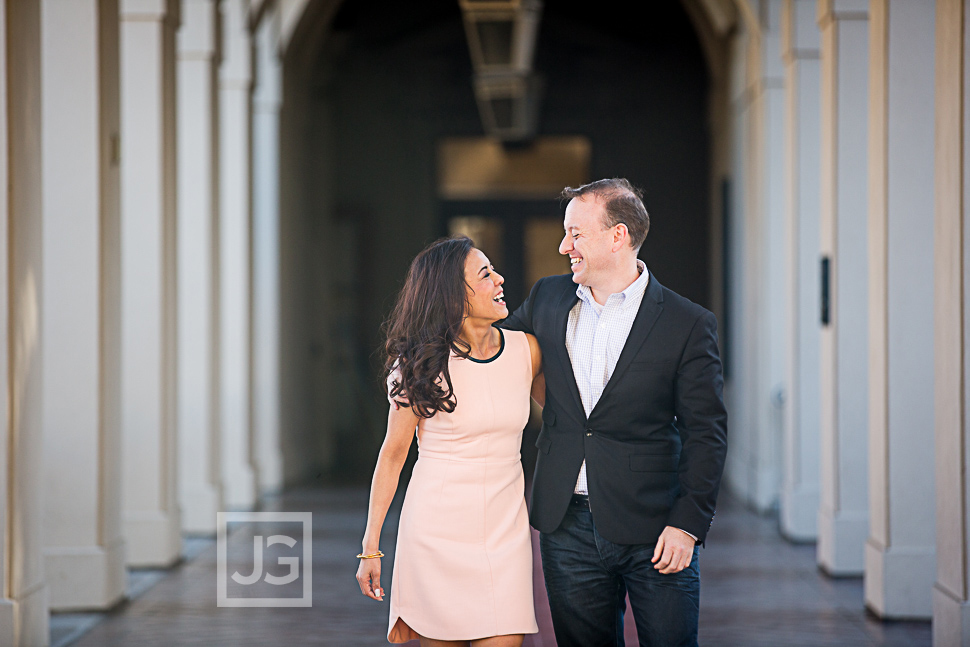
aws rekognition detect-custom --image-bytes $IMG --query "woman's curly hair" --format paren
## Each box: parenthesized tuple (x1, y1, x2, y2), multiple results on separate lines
(384, 235, 475, 418)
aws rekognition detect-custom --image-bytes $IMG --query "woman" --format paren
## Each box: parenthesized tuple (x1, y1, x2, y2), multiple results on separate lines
(356, 235, 543, 647)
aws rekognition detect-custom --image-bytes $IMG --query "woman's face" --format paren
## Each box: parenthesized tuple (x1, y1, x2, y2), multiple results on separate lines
(463, 247, 507, 323)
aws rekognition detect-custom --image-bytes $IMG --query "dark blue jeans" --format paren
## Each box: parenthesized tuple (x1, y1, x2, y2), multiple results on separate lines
(539, 498, 700, 647)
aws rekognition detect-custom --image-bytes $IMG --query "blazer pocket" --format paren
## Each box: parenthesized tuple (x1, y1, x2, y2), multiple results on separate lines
(536, 434, 552, 454)
(629, 454, 679, 472)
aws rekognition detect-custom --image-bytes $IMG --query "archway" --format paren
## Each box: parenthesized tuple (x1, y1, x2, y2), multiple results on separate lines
(280, 0, 716, 486)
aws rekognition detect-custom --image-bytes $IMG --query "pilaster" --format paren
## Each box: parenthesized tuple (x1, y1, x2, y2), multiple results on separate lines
(252, 5, 284, 495)
(780, 0, 821, 541)
(177, 0, 224, 534)
(933, 0, 970, 641)
(40, 0, 127, 609)
(816, 0, 870, 575)
(120, 0, 183, 566)
(864, 0, 936, 619)
(219, 0, 257, 509)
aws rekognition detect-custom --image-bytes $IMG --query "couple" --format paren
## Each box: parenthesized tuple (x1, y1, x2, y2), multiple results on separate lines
(356, 178, 728, 647)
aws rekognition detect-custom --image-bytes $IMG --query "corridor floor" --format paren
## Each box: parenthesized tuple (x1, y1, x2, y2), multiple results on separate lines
(60, 488, 930, 647)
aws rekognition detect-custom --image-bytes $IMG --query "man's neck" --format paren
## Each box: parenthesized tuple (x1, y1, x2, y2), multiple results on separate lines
(589, 260, 642, 306)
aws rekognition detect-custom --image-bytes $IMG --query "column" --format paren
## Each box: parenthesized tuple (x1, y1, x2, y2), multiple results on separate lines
(933, 0, 970, 641)
(0, 2, 50, 644)
(865, 0, 936, 619)
(120, 0, 182, 567)
(219, 0, 257, 509)
(726, 0, 787, 512)
(177, 0, 223, 534)
(816, 0, 870, 575)
(40, 0, 126, 609)
(252, 5, 284, 495)
(780, 0, 820, 541)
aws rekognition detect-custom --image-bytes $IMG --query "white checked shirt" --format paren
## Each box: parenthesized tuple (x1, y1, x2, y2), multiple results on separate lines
(565, 260, 650, 495)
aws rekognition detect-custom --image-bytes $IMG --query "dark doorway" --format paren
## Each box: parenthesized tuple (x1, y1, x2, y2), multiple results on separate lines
(283, 0, 713, 485)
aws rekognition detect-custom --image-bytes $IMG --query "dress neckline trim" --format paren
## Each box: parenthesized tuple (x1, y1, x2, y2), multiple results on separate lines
(464, 328, 505, 364)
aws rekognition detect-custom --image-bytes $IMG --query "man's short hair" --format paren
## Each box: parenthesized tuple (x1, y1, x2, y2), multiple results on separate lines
(560, 178, 650, 250)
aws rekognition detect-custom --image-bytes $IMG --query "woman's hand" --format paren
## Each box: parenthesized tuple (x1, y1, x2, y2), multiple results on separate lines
(355, 403, 418, 602)
(356, 557, 385, 601)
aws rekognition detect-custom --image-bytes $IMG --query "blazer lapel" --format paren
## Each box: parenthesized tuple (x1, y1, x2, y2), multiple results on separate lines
(592, 272, 665, 410)
(552, 283, 585, 419)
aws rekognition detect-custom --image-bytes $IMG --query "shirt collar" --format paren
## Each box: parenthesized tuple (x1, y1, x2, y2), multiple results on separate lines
(576, 259, 650, 310)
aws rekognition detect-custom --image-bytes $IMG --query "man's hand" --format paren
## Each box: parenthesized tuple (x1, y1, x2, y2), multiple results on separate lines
(652, 526, 696, 574)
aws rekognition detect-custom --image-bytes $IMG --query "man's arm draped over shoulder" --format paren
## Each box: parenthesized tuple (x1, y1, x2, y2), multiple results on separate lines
(666, 309, 728, 543)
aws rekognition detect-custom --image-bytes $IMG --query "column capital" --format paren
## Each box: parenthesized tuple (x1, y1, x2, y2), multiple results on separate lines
(220, 0, 253, 86)
(121, 0, 180, 26)
(783, 0, 820, 63)
(178, 0, 221, 59)
(817, 0, 868, 29)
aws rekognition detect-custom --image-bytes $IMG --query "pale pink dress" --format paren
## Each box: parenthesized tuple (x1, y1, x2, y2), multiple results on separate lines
(386, 329, 539, 643)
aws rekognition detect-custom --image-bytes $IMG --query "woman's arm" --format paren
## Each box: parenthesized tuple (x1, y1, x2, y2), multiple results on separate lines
(526, 333, 545, 408)
(356, 403, 420, 601)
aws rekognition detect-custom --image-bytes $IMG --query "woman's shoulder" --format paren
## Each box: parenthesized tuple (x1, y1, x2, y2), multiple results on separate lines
(502, 328, 532, 353)
(500, 329, 538, 375)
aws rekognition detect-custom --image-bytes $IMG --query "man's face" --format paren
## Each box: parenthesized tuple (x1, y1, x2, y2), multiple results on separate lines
(559, 195, 616, 290)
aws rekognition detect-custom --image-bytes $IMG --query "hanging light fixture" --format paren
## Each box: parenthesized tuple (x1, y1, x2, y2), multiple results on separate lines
(473, 73, 541, 142)
(458, 0, 543, 142)
(459, 0, 542, 74)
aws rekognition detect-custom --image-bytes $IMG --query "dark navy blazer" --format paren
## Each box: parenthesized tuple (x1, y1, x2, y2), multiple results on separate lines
(502, 271, 728, 545)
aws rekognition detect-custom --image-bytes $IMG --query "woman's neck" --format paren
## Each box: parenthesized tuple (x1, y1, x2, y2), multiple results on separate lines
(459, 319, 500, 359)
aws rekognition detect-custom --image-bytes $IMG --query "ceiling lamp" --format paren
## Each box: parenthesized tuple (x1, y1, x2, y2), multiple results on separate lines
(473, 73, 541, 142)
(458, 0, 542, 74)
(459, 0, 543, 142)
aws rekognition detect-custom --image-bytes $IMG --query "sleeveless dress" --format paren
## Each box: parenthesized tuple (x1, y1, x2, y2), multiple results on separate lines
(386, 329, 539, 643)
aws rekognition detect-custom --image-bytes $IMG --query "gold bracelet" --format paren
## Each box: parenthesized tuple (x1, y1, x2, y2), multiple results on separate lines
(357, 550, 384, 559)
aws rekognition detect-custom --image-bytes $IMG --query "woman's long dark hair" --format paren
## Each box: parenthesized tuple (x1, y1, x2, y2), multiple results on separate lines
(384, 235, 475, 418)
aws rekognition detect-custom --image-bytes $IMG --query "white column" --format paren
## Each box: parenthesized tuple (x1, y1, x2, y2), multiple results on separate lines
(864, 0, 936, 619)
(177, 0, 223, 534)
(727, 0, 787, 512)
(120, 0, 182, 567)
(780, 0, 820, 541)
(219, 0, 257, 509)
(252, 6, 284, 495)
(933, 0, 970, 641)
(0, 2, 50, 644)
(40, 0, 126, 609)
(816, 0, 870, 576)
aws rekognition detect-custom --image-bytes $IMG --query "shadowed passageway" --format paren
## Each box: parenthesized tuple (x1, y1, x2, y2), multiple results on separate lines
(60, 489, 930, 647)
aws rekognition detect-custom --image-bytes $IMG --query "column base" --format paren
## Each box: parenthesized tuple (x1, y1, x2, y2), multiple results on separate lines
(179, 483, 223, 534)
(780, 485, 819, 541)
(224, 464, 257, 510)
(45, 538, 125, 612)
(817, 507, 867, 575)
(256, 451, 284, 496)
(934, 583, 970, 646)
(864, 540, 935, 619)
(125, 510, 182, 568)
(0, 582, 50, 647)
(0, 599, 11, 646)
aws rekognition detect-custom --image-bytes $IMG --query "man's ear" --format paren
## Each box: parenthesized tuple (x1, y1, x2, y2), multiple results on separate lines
(612, 224, 629, 252)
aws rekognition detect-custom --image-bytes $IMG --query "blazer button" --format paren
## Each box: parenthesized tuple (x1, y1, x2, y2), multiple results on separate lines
(585, 429, 593, 437)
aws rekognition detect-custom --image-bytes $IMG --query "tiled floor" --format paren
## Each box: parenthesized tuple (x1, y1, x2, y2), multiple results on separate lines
(61, 488, 930, 646)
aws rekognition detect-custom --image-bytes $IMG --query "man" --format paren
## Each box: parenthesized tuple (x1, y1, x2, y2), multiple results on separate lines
(502, 178, 727, 647)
